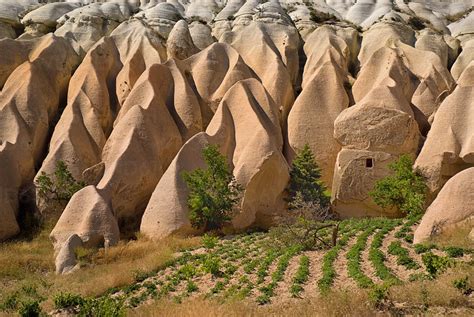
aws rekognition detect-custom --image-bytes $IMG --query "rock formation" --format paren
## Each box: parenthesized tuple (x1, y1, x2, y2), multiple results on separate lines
(414, 167, 474, 245)
(414, 61, 474, 195)
(0, 34, 78, 240)
(286, 25, 352, 186)
(141, 78, 289, 239)
(0, 0, 473, 272)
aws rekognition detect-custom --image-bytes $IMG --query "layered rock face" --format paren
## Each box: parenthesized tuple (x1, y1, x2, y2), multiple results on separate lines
(0, 1, 473, 271)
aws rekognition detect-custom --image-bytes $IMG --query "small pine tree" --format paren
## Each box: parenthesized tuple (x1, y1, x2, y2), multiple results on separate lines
(288, 144, 330, 209)
(183, 145, 242, 231)
(369, 154, 427, 215)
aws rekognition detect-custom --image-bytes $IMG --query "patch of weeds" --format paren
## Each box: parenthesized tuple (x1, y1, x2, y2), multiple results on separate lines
(369, 284, 390, 309)
(186, 280, 198, 293)
(414, 243, 435, 254)
(53, 292, 84, 309)
(133, 269, 151, 283)
(202, 255, 221, 277)
(452, 276, 472, 295)
(202, 234, 219, 249)
(422, 252, 453, 278)
(79, 296, 125, 316)
(444, 247, 464, 258)
(18, 300, 43, 317)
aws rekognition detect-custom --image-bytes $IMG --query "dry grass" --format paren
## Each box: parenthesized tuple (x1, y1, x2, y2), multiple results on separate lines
(390, 263, 474, 309)
(0, 222, 200, 313)
(130, 291, 379, 317)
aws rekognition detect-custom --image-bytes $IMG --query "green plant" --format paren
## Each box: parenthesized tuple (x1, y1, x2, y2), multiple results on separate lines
(388, 241, 420, 270)
(183, 145, 242, 231)
(414, 243, 435, 254)
(53, 292, 84, 309)
(347, 226, 375, 288)
(36, 160, 85, 207)
(202, 255, 221, 277)
(444, 247, 464, 258)
(186, 280, 198, 293)
(368, 221, 400, 284)
(288, 144, 330, 209)
(422, 252, 452, 278)
(18, 300, 42, 317)
(369, 284, 389, 308)
(452, 276, 472, 295)
(79, 296, 125, 317)
(290, 255, 310, 297)
(202, 234, 219, 249)
(133, 270, 150, 283)
(369, 155, 427, 215)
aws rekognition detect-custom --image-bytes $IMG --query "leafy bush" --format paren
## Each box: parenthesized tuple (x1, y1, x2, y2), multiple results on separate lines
(183, 145, 242, 231)
(422, 252, 452, 278)
(202, 234, 219, 249)
(36, 160, 85, 208)
(444, 247, 464, 258)
(452, 276, 472, 295)
(18, 300, 42, 317)
(202, 255, 221, 277)
(53, 292, 84, 309)
(414, 243, 435, 254)
(186, 280, 198, 293)
(368, 284, 390, 308)
(369, 155, 427, 215)
(79, 296, 124, 317)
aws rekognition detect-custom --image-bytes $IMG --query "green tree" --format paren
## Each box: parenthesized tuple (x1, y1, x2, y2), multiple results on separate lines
(369, 154, 427, 215)
(288, 144, 330, 209)
(36, 160, 85, 205)
(183, 145, 242, 231)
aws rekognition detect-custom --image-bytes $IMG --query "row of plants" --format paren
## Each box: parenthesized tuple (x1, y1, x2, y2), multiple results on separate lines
(368, 219, 402, 284)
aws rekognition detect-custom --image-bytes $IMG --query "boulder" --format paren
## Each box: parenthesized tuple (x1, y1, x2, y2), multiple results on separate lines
(413, 167, 474, 246)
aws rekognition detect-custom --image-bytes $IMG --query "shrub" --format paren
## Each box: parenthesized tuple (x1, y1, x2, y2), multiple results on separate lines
(36, 160, 85, 213)
(202, 234, 219, 249)
(186, 280, 198, 293)
(369, 155, 427, 215)
(369, 284, 390, 308)
(202, 255, 221, 277)
(444, 247, 464, 258)
(79, 296, 124, 317)
(53, 292, 84, 309)
(18, 300, 42, 317)
(183, 145, 242, 231)
(452, 276, 472, 295)
(421, 252, 452, 278)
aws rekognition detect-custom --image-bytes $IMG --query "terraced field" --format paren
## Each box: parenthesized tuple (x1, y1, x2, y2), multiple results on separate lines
(80, 216, 471, 313)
